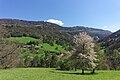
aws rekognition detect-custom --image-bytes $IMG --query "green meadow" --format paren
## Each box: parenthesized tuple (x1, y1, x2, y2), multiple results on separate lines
(7, 37, 66, 53)
(7, 37, 39, 43)
(0, 68, 120, 80)
(41, 43, 66, 52)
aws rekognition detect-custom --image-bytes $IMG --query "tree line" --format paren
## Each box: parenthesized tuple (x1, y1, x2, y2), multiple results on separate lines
(0, 32, 120, 74)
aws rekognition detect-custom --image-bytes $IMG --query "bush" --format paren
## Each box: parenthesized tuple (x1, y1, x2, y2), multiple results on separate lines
(26, 41, 39, 45)
(57, 59, 71, 70)
(11, 32, 23, 37)
(0, 66, 10, 69)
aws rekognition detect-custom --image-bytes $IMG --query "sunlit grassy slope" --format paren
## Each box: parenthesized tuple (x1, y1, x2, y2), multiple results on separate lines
(7, 37, 66, 52)
(7, 37, 39, 43)
(41, 43, 65, 52)
(0, 68, 120, 80)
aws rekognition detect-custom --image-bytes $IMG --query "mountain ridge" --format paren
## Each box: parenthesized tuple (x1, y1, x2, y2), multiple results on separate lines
(0, 18, 112, 41)
(100, 29, 120, 49)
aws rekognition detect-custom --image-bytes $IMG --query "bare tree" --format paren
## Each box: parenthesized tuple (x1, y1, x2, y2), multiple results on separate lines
(71, 32, 97, 74)
(0, 39, 20, 68)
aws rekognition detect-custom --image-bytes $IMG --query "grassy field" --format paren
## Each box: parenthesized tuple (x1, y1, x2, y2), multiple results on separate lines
(0, 68, 120, 80)
(41, 43, 66, 52)
(7, 37, 39, 43)
(7, 37, 66, 52)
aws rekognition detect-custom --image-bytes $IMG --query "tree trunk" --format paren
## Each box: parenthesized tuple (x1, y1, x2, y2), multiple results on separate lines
(75, 67, 77, 71)
(71, 67, 73, 70)
(91, 69, 95, 74)
(82, 69, 84, 74)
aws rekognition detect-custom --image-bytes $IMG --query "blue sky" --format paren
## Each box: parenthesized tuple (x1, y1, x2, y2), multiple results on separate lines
(0, 0, 120, 32)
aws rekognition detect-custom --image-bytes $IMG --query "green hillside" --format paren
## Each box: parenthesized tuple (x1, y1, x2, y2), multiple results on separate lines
(7, 37, 39, 43)
(41, 43, 66, 52)
(7, 37, 66, 53)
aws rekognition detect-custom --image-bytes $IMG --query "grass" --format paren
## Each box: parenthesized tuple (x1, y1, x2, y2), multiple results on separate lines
(7, 37, 66, 52)
(41, 43, 66, 52)
(0, 68, 120, 80)
(20, 52, 45, 58)
(7, 37, 39, 43)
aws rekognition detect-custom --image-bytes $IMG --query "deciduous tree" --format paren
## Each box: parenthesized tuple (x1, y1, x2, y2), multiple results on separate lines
(71, 32, 97, 74)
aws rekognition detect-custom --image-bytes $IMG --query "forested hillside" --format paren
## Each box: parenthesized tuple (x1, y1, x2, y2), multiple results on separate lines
(1, 18, 120, 71)
(60, 26, 111, 40)
(101, 29, 120, 50)
(0, 19, 112, 40)
(99, 29, 120, 70)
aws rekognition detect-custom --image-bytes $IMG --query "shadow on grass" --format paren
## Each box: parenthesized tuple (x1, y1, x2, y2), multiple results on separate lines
(50, 70, 98, 75)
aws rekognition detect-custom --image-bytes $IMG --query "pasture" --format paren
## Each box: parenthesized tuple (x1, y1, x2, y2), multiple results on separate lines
(7, 37, 66, 52)
(7, 37, 39, 43)
(0, 68, 119, 80)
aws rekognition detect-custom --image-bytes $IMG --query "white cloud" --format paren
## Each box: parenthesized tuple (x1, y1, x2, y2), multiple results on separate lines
(46, 19, 64, 26)
(104, 26, 108, 28)
(103, 25, 119, 32)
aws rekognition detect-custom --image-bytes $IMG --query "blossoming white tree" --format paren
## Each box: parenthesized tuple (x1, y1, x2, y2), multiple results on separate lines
(71, 32, 97, 74)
